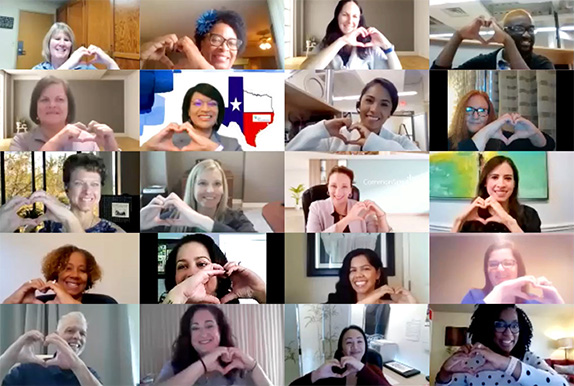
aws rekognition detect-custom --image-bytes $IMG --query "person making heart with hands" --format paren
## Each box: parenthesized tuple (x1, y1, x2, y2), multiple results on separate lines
(142, 83, 242, 151)
(290, 325, 391, 386)
(462, 240, 564, 305)
(448, 90, 555, 151)
(154, 305, 272, 385)
(436, 305, 563, 385)
(327, 249, 417, 304)
(307, 166, 392, 233)
(0, 312, 102, 385)
(9, 76, 120, 151)
(301, 0, 402, 70)
(160, 234, 266, 305)
(452, 156, 541, 233)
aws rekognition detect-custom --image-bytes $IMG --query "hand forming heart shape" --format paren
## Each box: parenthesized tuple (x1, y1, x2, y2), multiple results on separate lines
(458, 16, 507, 45)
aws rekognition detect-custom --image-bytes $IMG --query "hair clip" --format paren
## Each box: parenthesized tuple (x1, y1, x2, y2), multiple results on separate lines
(196, 9, 218, 37)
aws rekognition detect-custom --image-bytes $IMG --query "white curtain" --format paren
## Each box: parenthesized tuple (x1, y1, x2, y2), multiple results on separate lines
(139, 304, 284, 385)
(0, 304, 138, 386)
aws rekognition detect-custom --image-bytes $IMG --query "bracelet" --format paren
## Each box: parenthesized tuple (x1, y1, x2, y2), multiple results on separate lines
(248, 360, 257, 372)
(383, 45, 394, 54)
(505, 356, 518, 377)
(199, 357, 207, 374)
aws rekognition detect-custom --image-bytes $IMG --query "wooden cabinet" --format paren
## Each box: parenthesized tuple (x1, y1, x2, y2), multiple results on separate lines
(56, 0, 139, 69)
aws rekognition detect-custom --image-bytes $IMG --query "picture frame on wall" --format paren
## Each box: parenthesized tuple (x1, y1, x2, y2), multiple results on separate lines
(306, 233, 395, 277)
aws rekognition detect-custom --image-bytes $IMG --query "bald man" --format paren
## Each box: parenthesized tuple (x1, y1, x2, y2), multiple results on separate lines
(0, 312, 101, 385)
(432, 9, 555, 70)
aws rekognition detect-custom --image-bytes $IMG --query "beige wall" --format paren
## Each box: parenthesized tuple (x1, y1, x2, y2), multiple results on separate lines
(430, 234, 574, 303)
(243, 152, 284, 202)
(285, 233, 406, 303)
(13, 79, 125, 135)
(430, 305, 574, 384)
(301, 0, 415, 55)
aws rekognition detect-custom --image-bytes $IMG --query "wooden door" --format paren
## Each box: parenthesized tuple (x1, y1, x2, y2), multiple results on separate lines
(86, 0, 113, 69)
(67, 0, 85, 47)
(56, 6, 67, 24)
(113, 0, 140, 69)
(16, 11, 54, 69)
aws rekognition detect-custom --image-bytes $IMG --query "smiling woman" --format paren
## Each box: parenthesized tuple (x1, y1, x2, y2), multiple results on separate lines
(286, 78, 419, 151)
(436, 305, 564, 385)
(33, 22, 119, 70)
(2, 245, 117, 304)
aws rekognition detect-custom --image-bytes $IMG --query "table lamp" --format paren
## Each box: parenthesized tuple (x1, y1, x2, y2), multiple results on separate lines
(556, 337, 574, 360)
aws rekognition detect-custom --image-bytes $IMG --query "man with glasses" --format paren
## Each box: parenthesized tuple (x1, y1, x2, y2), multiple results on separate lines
(432, 9, 555, 69)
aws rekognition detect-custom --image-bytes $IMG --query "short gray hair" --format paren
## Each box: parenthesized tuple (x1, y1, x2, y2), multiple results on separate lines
(56, 311, 87, 334)
(41, 22, 75, 63)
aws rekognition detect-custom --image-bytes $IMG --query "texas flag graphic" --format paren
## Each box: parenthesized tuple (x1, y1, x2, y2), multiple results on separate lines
(223, 77, 275, 147)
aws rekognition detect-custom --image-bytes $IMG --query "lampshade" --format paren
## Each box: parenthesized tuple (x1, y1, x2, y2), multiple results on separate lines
(445, 327, 468, 346)
(557, 337, 574, 349)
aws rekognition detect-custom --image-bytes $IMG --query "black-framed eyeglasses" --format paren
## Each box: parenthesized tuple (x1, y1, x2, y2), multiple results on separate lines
(494, 320, 520, 333)
(505, 25, 536, 35)
(465, 107, 489, 117)
(208, 33, 242, 51)
(487, 259, 517, 270)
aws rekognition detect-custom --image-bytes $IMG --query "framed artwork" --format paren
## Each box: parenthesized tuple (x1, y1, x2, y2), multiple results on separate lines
(306, 233, 395, 277)
(430, 151, 548, 199)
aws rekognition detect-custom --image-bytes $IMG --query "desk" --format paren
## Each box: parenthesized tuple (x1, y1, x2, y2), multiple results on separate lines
(384, 371, 429, 386)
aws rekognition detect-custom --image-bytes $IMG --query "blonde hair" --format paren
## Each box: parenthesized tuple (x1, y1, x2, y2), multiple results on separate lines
(502, 9, 533, 27)
(183, 159, 229, 222)
(42, 22, 75, 63)
(448, 90, 497, 150)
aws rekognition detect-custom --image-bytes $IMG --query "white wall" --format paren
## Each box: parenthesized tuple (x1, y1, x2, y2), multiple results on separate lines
(124, 70, 140, 140)
(430, 152, 574, 232)
(0, 233, 140, 304)
(386, 304, 430, 375)
(414, 0, 430, 59)
(0, 0, 59, 69)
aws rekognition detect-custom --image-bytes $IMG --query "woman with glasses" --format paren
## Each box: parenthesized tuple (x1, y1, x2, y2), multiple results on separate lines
(447, 90, 555, 151)
(461, 241, 564, 304)
(141, 9, 245, 70)
(436, 305, 563, 385)
(142, 83, 241, 151)
(451, 155, 541, 233)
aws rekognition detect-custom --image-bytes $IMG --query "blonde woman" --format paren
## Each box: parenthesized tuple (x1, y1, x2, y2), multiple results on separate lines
(140, 159, 256, 232)
(33, 22, 119, 70)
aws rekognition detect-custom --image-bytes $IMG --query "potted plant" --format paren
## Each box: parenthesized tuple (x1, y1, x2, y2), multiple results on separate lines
(289, 184, 305, 210)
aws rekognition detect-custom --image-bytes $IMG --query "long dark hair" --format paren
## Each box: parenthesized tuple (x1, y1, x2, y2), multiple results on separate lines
(182, 83, 226, 131)
(329, 249, 388, 303)
(333, 325, 368, 363)
(468, 305, 532, 360)
(480, 241, 527, 303)
(164, 234, 233, 302)
(321, 0, 371, 60)
(476, 155, 523, 223)
(171, 305, 235, 374)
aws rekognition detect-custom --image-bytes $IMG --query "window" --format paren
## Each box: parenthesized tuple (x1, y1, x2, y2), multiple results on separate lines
(284, 0, 294, 58)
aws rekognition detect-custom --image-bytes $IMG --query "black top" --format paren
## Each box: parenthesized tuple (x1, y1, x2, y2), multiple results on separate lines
(431, 48, 555, 70)
(2, 363, 100, 386)
(448, 131, 556, 151)
(331, 211, 350, 233)
(460, 204, 541, 233)
(144, 208, 256, 233)
(36, 293, 118, 304)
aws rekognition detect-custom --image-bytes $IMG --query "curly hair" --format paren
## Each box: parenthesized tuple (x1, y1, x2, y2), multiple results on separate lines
(333, 325, 368, 363)
(321, 0, 371, 60)
(448, 90, 496, 150)
(41, 245, 101, 291)
(63, 153, 106, 189)
(194, 9, 246, 54)
(468, 305, 533, 359)
(328, 248, 388, 303)
(163, 234, 234, 302)
(171, 305, 236, 375)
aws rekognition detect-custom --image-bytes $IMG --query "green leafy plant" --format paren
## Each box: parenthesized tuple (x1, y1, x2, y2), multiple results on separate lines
(289, 184, 305, 207)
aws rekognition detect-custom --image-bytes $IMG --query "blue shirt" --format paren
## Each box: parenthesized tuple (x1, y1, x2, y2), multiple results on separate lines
(39, 219, 120, 233)
(32, 61, 97, 70)
(2, 363, 101, 385)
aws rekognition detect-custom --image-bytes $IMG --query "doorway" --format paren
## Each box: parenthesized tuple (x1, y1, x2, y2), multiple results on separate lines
(16, 11, 54, 69)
